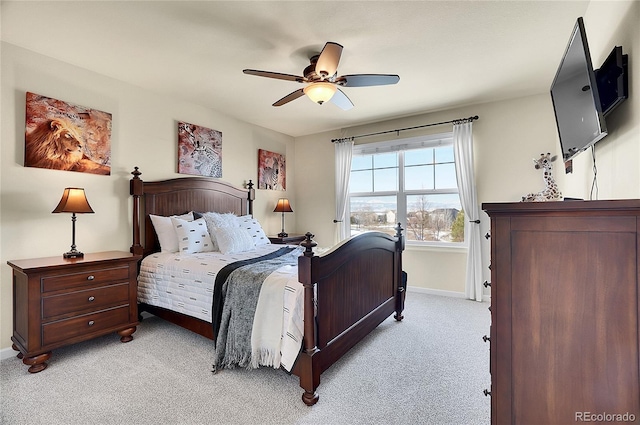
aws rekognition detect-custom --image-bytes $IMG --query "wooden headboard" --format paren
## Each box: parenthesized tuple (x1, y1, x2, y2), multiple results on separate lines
(129, 167, 255, 257)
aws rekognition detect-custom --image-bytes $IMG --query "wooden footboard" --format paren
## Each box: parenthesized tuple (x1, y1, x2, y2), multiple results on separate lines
(294, 227, 405, 405)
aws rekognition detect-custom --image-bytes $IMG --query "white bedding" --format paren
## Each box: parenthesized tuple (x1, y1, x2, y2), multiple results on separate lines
(138, 244, 305, 371)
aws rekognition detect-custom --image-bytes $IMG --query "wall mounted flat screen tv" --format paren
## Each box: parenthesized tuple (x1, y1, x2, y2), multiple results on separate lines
(550, 17, 607, 163)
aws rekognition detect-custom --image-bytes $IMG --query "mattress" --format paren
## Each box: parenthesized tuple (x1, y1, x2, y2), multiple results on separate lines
(137, 244, 305, 371)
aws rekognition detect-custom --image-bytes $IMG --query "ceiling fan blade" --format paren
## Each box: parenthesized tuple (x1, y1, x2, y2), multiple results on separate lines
(243, 69, 306, 83)
(330, 88, 354, 111)
(339, 74, 400, 87)
(315, 42, 343, 78)
(273, 88, 305, 107)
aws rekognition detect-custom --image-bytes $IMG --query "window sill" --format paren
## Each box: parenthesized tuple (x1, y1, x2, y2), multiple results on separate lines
(405, 242, 467, 253)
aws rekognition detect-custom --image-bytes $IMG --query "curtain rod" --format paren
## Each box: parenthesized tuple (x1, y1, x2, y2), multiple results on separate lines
(331, 115, 479, 143)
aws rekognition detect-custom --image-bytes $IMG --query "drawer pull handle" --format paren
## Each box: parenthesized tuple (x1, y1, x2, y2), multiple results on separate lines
(87, 275, 95, 281)
(88, 320, 95, 327)
(88, 296, 95, 302)
(483, 335, 490, 343)
(483, 281, 491, 288)
(483, 389, 491, 397)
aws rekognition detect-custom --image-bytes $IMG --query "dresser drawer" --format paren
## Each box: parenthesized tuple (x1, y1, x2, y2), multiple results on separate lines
(42, 283, 130, 320)
(41, 265, 130, 293)
(42, 306, 130, 346)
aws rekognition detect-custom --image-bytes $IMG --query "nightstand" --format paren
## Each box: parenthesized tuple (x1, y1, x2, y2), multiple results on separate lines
(7, 251, 141, 373)
(268, 235, 306, 245)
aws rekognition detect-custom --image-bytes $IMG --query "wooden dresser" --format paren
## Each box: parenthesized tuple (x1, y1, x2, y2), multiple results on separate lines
(483, 200, 640, 424)
(8, 251, 141, 373)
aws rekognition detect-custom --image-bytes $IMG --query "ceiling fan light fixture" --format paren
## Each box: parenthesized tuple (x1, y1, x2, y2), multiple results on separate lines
(303, 82, 337, 104)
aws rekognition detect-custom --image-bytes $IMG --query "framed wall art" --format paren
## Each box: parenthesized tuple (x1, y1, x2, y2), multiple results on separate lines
(258, 149, 286, 190)
(177, 121, 222, 178)
(24, 92, 112, 175)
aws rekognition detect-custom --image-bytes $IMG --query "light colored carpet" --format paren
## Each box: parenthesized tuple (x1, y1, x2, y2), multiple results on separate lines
(0, 292, 490, 425)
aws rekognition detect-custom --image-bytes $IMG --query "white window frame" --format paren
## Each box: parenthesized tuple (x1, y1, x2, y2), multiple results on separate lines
(345, 132, 464, 247)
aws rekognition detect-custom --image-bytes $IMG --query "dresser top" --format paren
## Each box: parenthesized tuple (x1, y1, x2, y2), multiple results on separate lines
(483, 199, 640, 216)
(7, 251, 141, 272)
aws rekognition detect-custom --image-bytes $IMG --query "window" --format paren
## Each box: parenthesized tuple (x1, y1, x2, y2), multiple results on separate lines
(347, 132, 464, 244)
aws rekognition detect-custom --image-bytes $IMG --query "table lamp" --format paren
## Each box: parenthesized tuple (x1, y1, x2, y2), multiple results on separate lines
(273, 198, 293, 238)
(52, 188, 94, 258)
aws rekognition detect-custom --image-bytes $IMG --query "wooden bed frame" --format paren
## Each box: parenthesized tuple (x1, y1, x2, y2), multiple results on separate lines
(129, 167, 406, 405)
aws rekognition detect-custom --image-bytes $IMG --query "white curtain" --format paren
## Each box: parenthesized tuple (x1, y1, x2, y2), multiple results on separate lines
(334, 139, 354, 242)
(453, 121, 483, 302)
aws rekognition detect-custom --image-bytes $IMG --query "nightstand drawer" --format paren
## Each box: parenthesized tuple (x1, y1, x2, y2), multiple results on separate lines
(41, 265, 130, 293)
(42, 283, 130, 320)
(42, 306, 130, 346)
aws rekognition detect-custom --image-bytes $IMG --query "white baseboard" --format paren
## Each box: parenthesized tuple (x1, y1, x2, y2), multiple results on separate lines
(407, 285, 491, 302)
(408, 285, 466, 298)
(1, 346, 18, 362)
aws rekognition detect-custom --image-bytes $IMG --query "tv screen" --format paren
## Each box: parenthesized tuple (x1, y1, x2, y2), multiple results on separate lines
(550, 17, 607, 163)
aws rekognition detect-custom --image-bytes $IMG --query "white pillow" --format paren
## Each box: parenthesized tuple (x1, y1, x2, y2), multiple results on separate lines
(236, 215, 271, 246)
(203, 212, 240, 250)
(212, 227, 256, 255)
(171, 217, 214, 254)
(150, 212, 193, 253)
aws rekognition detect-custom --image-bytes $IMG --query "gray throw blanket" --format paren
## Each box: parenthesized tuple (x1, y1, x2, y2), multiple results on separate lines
(213, 248, 301, 371)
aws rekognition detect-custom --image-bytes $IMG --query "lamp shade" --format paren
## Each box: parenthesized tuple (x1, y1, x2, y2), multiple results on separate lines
(303, 82, 337, 104)
(52, 188, 94, 214)
(273, 198, 293, 213)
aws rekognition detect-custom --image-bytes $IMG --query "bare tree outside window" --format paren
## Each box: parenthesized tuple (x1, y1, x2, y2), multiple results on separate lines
(431, 208, 456, 241)
(406, 194, 430, 241)
(406, 195, 460, 242)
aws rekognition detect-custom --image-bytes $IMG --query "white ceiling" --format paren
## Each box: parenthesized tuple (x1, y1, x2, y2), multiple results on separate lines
(1, 1, 591, 137)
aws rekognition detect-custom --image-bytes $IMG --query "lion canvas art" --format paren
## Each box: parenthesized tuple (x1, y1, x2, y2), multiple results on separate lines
(25, 92, 112, 175)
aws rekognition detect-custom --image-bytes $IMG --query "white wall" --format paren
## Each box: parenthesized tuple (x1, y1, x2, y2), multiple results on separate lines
(293, 130, 338, 248)
(564, 1, 639, 199)
(0, 42, 295, 351)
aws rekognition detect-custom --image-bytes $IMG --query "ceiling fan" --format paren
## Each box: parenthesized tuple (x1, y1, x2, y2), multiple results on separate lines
(243, 42, 400, 110)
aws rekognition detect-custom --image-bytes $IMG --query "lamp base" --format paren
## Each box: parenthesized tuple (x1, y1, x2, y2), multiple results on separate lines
(277, 232, 288, 238)
(63, 250, 84, 259)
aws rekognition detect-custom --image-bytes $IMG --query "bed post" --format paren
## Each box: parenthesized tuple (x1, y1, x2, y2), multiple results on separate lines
(297, 232, 320, 406)
(394, 223, 406, 321)
(247, 179, 255, 216)
(130, 167, 144, 256)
